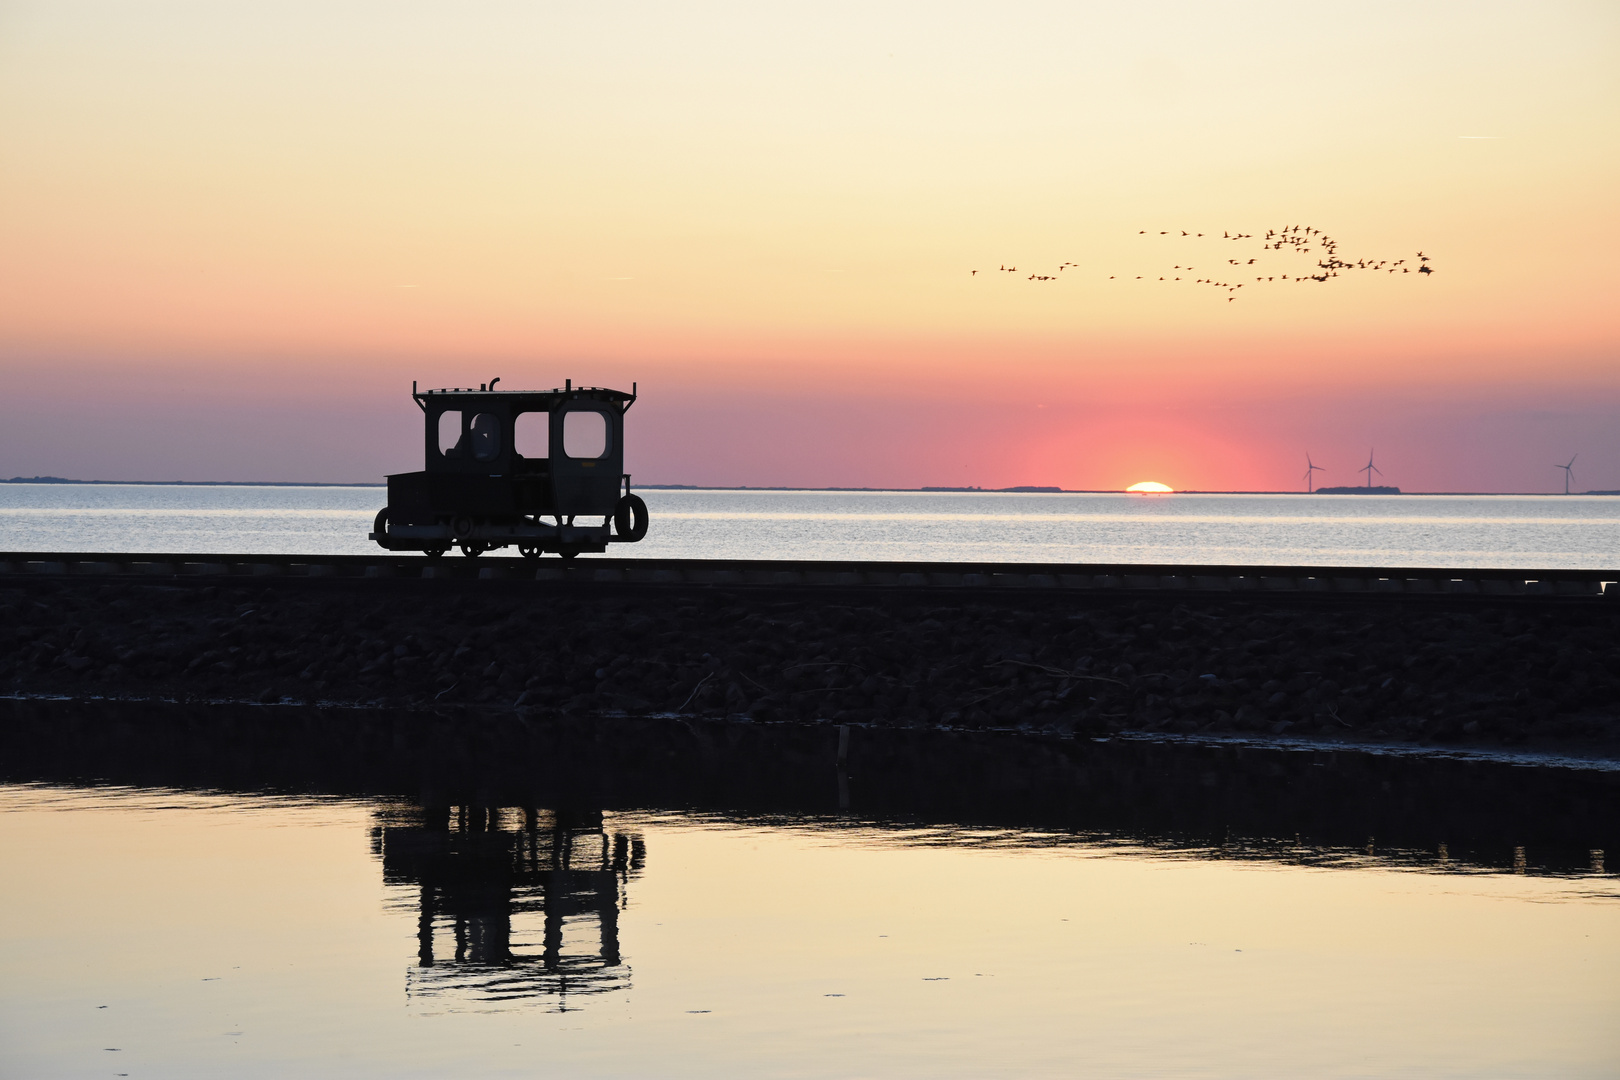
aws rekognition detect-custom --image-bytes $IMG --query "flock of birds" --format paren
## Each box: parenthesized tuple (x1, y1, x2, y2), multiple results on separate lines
(973, 226, 1433, 301)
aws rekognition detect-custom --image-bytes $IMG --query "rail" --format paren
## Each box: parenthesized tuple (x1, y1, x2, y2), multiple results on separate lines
(1, 552, 1616, 599)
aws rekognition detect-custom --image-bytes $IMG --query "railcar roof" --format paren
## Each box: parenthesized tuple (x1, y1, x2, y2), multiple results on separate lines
(412, 382, 635, 406)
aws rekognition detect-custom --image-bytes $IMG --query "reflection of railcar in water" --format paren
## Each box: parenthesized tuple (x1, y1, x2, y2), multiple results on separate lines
(370, 378, 649, 559)
(376, 806, 645, 1008)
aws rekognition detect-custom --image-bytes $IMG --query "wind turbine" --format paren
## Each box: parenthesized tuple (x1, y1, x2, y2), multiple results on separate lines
(1303, 453, 1325, 493)
(1362, 449, 1382, 490)
(1557, 454, 1577, 495)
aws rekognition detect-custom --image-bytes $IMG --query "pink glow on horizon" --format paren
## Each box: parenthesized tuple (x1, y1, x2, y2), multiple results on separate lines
(3, 358, 1616, 494)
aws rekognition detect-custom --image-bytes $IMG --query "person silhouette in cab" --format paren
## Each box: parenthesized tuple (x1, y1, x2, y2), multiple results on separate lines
(448, 413, 502, 462)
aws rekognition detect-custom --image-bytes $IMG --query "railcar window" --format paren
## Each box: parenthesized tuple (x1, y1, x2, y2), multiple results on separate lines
(514, 411, 548, 458)
(437, 411, 462, 457)
(469, 413, 502, 462)
(563, 410, 608, 459)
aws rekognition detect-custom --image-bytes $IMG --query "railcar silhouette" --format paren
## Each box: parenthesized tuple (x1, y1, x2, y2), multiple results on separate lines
(370, 378, 648, 558)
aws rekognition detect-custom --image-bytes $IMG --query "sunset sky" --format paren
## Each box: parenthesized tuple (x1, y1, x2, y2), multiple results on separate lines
(2, 1, 1617, 491)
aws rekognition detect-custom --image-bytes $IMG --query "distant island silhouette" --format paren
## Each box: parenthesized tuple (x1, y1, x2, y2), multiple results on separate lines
(1314, 485, 1402, 495)
(3, 476, 382, 487)
(922, 485, 1062, 493)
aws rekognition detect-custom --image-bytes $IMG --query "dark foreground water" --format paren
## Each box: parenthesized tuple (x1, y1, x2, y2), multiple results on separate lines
(1, 701, 1616, 1078)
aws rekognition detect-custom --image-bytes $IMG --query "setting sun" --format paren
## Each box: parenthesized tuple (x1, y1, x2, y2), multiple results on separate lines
(1126, 481, 1174, 493)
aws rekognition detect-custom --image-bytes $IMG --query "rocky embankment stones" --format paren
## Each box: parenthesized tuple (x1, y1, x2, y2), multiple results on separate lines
(3, 576, 1617, 753)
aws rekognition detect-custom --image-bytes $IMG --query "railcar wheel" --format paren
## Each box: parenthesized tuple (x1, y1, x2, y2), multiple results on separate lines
(426, 546, 448, 559)
(613, 493, 649, 542)
(558, 548, 579, 561)
(459, 542, 484, 558)
(518, 543, 542, 560)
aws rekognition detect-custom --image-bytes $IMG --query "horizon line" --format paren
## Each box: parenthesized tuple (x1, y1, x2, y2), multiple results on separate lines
(4, 477, 1616, 497)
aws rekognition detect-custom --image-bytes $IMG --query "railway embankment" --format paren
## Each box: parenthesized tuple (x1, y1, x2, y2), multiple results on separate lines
(3, 566, 1618, 756)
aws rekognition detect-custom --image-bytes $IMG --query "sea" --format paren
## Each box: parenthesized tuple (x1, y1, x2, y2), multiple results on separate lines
(1, 483, 1617, 567)
(2, 710, 1617, 1080)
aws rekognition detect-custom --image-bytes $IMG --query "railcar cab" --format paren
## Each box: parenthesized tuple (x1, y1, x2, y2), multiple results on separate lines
(370, 378, 649, 559)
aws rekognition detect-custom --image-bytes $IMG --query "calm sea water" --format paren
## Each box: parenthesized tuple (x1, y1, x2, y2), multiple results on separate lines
(1, 783, 1615, 1079)
(3, 698, 1616, 1078)
(1, 484, 1618, 567)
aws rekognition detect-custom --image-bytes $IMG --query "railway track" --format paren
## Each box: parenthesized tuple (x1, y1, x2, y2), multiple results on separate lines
(3, 551, 1616, 599)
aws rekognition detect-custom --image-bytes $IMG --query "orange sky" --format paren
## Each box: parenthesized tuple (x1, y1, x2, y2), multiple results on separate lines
(2, 2, 1617, 490)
